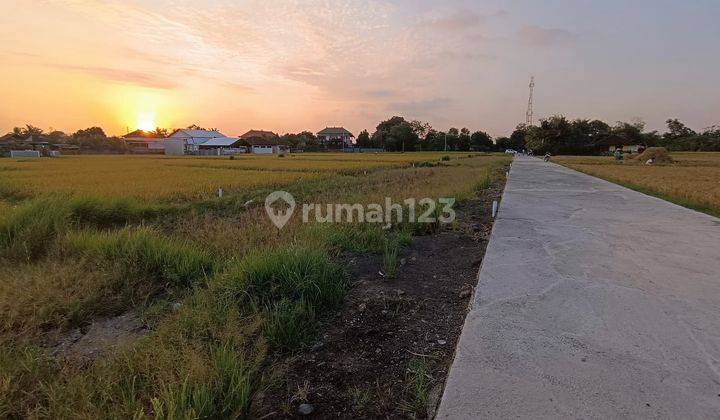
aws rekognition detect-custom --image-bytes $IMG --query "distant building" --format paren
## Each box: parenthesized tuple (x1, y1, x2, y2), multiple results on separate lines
(597, 134, 645, 154)
(123, 130, 166, 154)
(166, 129, 226, 155)
(1, 134, 53, 157)
(317, 127, 354, 148)
(239, 130, 289, 154)
(198, 137, 247, 155)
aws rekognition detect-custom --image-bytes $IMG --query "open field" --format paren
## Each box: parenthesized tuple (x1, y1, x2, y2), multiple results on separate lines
(555, 152, 720, 217)
(0, 152, 476, 202)
(0, 152, 509, 418)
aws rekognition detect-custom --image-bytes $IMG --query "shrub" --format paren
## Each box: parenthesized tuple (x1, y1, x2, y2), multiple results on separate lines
(441, 155, 450, 161)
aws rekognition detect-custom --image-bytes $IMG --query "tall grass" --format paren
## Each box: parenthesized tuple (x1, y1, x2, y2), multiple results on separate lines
(66, 226, 214, 287)
(0, 195, 163, 261)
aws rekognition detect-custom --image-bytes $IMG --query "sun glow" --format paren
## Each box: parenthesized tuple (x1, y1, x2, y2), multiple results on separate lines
(136, 111, 156, 131)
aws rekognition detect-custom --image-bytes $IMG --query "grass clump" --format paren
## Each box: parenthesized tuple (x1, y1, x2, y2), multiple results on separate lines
(382, 239, 400, 279)
(216, 247, 346, 350)
(66, 226, 214, 287)
(150, 342, 255, 419)
(0, 195, 164, 261)
(0, 198, 70, 261)
(263, 299, 316, 350)
(219, 247, 346, 311)
(400, 358, 433, 416)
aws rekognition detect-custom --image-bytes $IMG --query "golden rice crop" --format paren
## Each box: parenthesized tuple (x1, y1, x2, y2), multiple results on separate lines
(556, 152, 720, 216)
(0, 155, 323, 201)
(0, 153, 476, 202)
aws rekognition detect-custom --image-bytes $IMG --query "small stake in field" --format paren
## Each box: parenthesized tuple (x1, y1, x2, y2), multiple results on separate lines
(218, 188, 224, 198)
(492, 200, 498, 218)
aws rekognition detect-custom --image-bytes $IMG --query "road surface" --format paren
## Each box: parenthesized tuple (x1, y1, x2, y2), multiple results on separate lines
(437, 156, 720, 419)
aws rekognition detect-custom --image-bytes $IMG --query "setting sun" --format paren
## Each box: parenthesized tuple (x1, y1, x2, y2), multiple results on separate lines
(135, 111, 156, 132)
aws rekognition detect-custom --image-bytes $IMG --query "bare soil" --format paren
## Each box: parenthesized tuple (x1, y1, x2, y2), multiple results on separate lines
(47, 312, 148, 361)
(254, 176, 506, 419)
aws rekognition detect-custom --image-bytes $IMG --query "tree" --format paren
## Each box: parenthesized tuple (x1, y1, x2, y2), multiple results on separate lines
(356, 129, 371, 148)
(73, 127, 106, 138)
(444, 127, 459, 151)
(410, 120, 432, 138)
(508, 124, 529, 151)
(664, 119, 696, 139)
(470, 131, 493, 151)
(524, 115, 573, 155)
(371, 116, 407, 150)
(421, 129, 445, 151)
(495, 137, 512, 151)
(386, 121, 418, 151)
(457, 128, 471, 151)
(12, 124, 44, 137)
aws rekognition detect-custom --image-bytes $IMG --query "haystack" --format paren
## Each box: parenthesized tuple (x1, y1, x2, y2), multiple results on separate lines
(635, 147, 673, 164)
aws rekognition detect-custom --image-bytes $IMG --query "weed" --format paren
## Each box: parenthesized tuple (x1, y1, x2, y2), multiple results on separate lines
(400, 358, 433, 416)
(348, 386, 373, 411)
(382, 239, 399, 279)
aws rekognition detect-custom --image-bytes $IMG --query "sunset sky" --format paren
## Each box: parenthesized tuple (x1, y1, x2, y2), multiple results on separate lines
(1, 0, 718, 137)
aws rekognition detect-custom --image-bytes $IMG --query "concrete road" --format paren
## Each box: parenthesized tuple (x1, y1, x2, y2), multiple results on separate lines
(437, 156, 720, 419)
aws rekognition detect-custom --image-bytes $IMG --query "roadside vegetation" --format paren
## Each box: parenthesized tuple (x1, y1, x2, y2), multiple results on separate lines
(555, 152, 720, 217)
(0, 152, 509, 417)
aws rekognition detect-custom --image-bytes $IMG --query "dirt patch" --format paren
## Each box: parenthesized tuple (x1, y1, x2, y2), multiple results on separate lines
(254, 178, 505, 418)
(48, 312, 148, 360)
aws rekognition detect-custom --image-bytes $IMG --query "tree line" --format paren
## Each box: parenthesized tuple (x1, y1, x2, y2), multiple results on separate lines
(520, 116, 720, 155)
(351, 115, 720, 154)
(5, 116, 719, 155)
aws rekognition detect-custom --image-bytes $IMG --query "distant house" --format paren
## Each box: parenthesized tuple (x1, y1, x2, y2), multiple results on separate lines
(165, 129, 226, 155)
(123, 130, 166, 154)
(239, 130, 289, 154)
(198, 137, 247, 155)
(317, 127, 354, 148)
(597, 134, 645, 154)
(1, 134, 53, 157)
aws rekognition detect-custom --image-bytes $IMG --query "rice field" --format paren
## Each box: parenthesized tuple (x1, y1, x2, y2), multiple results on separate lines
(0, 152, 510, 418)
(0, 152, 474, 201)
(555, 152, 720, 217)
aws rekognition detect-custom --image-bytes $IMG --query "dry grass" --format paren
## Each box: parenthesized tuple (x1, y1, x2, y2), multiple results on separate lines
(556, 152, 720, 217)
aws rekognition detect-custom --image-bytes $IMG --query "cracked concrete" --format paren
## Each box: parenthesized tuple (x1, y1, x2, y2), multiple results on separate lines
(437, 156, 720, 419)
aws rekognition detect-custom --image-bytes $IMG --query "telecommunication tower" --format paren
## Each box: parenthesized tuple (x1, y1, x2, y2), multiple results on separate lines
(525, 76, 535, 126)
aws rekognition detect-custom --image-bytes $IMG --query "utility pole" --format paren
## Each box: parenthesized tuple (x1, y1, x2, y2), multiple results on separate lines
(525, 76, 535, 126)
(444, 132, 447, 152)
